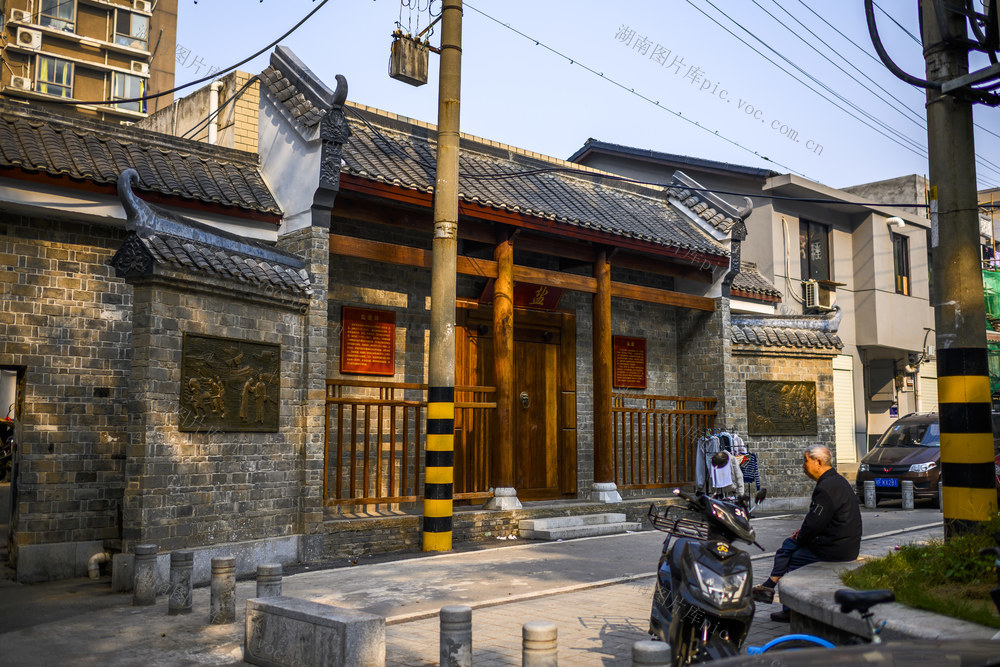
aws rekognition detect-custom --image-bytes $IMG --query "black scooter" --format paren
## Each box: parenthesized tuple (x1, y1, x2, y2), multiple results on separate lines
(648, 487, 766, 666)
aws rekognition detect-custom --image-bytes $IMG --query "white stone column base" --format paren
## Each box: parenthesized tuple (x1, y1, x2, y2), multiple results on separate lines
(483, 487, 522, 510)
(590, 482, 622, 503)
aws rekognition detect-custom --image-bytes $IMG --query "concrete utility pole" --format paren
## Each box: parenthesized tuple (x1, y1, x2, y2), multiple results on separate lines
(423, 0, 462, 552)
(921, 0, 999, 536)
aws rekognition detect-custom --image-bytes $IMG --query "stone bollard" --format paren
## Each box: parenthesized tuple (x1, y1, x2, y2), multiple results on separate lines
(256, 563, 282, 598)
(864, 480, 877, 509)
(938, 479, 944, 511)
(168, 550, 194, 615)
(632, 639, 671, 666)
(522, 620, 557, 666)
(901, 480, 914, 510)
(210, 556, 236, 624)
(440, 605, 472, 667)
(132, 544, 158, 606)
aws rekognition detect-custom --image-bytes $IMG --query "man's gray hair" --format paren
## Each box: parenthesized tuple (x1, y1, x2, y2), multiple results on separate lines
(804, 444, 832, 467)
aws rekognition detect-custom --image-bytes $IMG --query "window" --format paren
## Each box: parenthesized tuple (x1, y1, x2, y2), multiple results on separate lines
(115, 10, 149, 51)
(40, 0, 75, 31)
(112, 72, 146, 112)
(892, 232, 910, 295)
(799, 220, 830, 281)
(36, 55, 72, 98)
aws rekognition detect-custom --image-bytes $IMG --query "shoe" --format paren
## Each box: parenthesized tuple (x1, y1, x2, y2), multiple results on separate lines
(752, 584, 775, 604)
(770, 610, 791, 623)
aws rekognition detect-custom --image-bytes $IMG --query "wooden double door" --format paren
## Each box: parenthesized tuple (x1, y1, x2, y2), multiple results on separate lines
(455, 306, 576, 500)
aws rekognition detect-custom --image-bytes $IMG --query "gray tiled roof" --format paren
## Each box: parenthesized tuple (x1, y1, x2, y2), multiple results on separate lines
(341, 107, 729, 260)
(0, 100, 280, 215)
(730, 309, 842, 349)
(731, 262, 782, 301)
(134, 230, 311, 293)
(666, 171, 750, 235)
(111, 169, 309, 295)
(258, 46, 338, 129)
(731, 323, 841, 349)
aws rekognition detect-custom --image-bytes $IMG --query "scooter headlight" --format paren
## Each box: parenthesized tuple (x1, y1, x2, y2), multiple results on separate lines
(692, 562, 747, 606)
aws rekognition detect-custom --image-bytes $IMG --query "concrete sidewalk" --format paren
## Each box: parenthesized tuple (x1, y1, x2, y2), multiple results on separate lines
(0, 515, 943, 666)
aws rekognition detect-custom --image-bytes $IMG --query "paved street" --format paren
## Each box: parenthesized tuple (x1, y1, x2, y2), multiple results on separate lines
(0, 504, 944, 665)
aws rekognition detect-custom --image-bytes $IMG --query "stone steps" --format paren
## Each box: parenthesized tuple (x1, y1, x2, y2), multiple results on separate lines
(518, 513, 642, 540)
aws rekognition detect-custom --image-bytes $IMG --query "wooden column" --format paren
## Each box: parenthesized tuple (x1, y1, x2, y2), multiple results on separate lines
(485, 230, 521, 509)
(592, 251, 616, 497)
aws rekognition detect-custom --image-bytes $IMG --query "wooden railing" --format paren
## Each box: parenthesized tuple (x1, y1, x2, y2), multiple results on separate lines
(611, 393, 717, 490)
(324, 379, 495, 507)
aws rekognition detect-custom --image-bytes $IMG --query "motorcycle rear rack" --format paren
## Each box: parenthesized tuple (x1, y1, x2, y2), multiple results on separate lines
(648, 504, 710, 540)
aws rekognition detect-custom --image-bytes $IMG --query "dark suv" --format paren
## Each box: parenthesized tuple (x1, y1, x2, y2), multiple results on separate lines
(855, 412, 1000, 506)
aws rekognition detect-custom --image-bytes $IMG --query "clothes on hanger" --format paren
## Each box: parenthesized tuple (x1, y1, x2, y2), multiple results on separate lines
(708, 449, 745, 497)
(739, 452, 761, 491)
(694, 433, 721, 492)
(732, 431, 748, 455)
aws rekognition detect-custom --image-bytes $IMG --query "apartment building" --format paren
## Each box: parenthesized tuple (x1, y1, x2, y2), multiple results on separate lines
(1, 0, 177, 120)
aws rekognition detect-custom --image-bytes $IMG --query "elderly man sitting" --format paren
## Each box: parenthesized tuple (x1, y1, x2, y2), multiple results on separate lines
(752, 444, 862, 622)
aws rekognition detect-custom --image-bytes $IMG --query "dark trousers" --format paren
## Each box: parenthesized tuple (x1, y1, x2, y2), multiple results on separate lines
(769, 536, 820, 579)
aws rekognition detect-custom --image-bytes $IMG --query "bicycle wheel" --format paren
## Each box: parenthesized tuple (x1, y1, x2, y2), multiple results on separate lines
(748, 634, 835, 654)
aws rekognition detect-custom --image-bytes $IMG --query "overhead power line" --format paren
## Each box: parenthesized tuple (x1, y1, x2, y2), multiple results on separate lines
(36, 0, 329, 107)
(462, 2, 809, 178)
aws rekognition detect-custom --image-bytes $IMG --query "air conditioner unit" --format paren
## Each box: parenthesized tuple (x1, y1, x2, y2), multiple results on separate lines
(803, 279, 835, 312)
(9, 8, 31, 23)
(130, 60, 149, 75)
(133, 0, 152, 13)
(16, 27, 42, 50)
(8, 75, 32, 91)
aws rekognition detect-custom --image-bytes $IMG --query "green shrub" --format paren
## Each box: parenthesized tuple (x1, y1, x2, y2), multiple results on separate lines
(840, 514, 1000, 629)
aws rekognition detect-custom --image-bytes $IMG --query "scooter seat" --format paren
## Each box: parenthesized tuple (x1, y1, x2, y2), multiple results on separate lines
(834, 588, 895, 614)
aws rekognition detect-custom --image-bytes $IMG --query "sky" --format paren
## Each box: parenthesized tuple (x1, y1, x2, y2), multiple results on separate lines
(174, 1, 1000, 195)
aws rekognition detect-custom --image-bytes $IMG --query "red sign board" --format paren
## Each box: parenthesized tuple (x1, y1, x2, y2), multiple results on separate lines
(478, 280, 564, 310)
(340, 306, 395, 376)
(613, 336, 647, 389)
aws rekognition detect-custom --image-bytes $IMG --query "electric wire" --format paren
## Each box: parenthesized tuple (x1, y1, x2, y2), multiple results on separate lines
(31, 0, 328, 107)
(769, 1, 1000, 183)
(180, 75, 260, 141)
(462, 2, 808, 177)
(689, 0, 930, 160)
(765, 0, 926, 129)
(799, 1, 1000, 159)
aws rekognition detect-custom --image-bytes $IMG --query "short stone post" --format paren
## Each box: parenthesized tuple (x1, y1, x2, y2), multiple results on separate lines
(132, 544, 158, 606)
(863, 480, 877, 509)
(522, 620, 557, 666)
(256, 563, 282, 598)
(168, 550, 194, 615)
(938, 479, 944, 510)
(901, 480, 915, 510)
(440, 605, 472, 667)
(210, 556, 236, 624)
(632, 639, 671, 666)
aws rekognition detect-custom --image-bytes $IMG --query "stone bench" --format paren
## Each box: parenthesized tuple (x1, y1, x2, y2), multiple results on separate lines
(780, 560, 999, 643)
(244, 596, 385, 667)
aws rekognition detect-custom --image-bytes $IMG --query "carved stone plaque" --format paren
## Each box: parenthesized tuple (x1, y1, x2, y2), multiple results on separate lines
(747, 380, 817, 435)
(180, 333, 280, 432)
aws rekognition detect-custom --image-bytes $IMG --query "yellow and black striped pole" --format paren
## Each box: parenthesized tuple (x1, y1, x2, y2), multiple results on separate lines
(423, 0, 462, 551)
(938, 350, 998, 534)
(922, 1, 998, 537)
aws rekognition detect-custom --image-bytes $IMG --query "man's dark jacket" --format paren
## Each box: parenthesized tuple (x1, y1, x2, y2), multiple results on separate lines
(797, 468, 862, 561)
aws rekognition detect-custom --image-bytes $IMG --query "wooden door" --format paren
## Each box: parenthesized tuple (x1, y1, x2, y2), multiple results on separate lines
(456, 306, 576, 501)
(513, 336, 559, 496)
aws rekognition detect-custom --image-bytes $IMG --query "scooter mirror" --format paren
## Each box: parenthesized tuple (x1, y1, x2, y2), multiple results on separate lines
(755, 488, 768, 504)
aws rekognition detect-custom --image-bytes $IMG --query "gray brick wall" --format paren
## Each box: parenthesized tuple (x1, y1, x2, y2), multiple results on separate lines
(122, 261, 312, 553)
(1, 215, 131, 557)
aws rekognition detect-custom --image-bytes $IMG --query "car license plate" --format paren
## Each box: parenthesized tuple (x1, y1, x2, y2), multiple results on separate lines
(874, 478, 898, 488)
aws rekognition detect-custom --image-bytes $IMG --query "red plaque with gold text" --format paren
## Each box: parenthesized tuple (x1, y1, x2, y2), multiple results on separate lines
(340, 307, 395, 376)
(613, 336, 647, 389)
